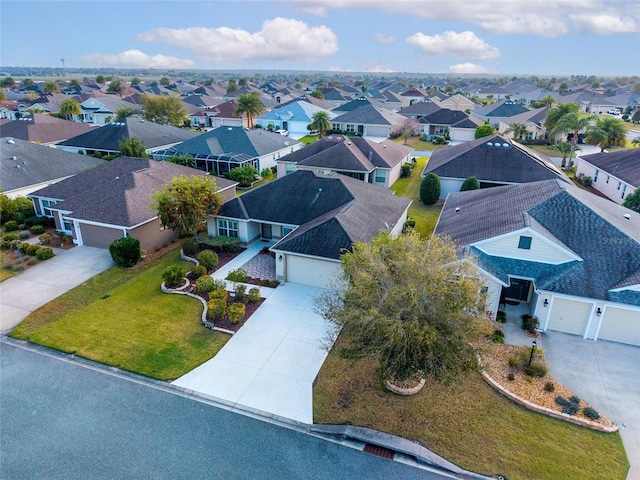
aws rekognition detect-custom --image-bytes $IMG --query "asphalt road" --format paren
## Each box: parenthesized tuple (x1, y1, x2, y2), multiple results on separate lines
(0, 341, 451, 480)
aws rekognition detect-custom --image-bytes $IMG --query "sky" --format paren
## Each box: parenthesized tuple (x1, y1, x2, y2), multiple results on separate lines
(1, 0, 639, 77)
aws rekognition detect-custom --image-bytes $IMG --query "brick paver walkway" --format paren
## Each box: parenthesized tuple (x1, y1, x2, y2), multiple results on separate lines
(240, 253, 276, 281)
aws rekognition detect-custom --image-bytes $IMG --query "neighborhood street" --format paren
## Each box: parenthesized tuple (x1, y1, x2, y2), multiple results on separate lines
(0, 340, 454, 480)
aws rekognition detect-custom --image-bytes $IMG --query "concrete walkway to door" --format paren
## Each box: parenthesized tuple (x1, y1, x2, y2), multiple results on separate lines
(0, 246, 113, 334)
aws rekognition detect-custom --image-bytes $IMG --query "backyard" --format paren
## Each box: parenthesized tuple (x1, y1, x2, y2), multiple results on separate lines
(10, 248, 229, 380)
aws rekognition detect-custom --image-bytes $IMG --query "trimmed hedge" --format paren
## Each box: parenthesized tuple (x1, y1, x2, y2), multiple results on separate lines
(420, 173, 441, 205)
(108, 237, 141, 268)
(228, 303, 245, 324)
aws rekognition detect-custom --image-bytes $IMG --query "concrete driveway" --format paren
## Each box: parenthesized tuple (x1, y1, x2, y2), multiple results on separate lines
(173, 282, 333, 424)
(0, 246, 113, 334)
(543, 333, 640, 480)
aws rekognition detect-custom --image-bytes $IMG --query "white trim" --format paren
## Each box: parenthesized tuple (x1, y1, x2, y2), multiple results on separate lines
(270, 248, 341, 264)
(609, 283, 640, 293)
(593, 304, 607, 341)
(583, 302, 598, 339)
(475, 265, 509, 287)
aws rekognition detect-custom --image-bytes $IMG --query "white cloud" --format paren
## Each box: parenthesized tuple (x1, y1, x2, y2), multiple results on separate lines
(362, 60, 394, 72)
(78, 50, 196, 69)
(137, 18, 338, 65)
(294, 0, 639, 37)
(375, 33, 396, 44)
(407, 31, 500, 61)
(449, 63, 498, 74)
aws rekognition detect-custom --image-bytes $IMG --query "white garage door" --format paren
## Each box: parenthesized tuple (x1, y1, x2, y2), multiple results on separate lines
(547, 298, 592, 335)
(598, 307, 640, 346)
(286, 255, 340, 289)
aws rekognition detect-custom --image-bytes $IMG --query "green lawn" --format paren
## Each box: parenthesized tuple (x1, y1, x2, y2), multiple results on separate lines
(298, 135, 319, 145)
(391, 156, 443, 237)
(314, 334, 628, 480)
(392, 136, 451, 151)
(10, 249, 229, 380)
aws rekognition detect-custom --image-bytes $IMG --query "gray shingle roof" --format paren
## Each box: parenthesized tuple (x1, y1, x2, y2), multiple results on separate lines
(472, 100, 530, 118)
(0, 138, 103, 193)
(423, 134, 568, 184)
(435, 179, 640, 306)
(0, 114, 93, 144)
(332, 103, 405, 126)
(219, 170, 411, 259)
(579, 149, 640, 187)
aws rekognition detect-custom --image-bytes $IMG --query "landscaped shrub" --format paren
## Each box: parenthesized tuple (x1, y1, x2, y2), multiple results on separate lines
(228, 303, 245, 324)
(12, 212, 26, 224)
(491, 329, 505, 343)
(432, 135, 448, 145)
(403, 219, 416, 232)
(496, 311, 507, 323)
(39, 233, 51, 245)
(182, 237, 199, 256)
(582, 406, 601, 420)
(556, 395, 580, 415)
(19, 230, 30, 239)
(234, 283, 247, 301)
(26, 244, 40, 256)
(197, 250, 218, 271)
(207, 297, 227, 320)
(194, 275, 216, 293)
(401, 164, 413, 178)
(248, 287, 261, 303)
(27, 257, 38, 265)
(419, 173, 440, 205)
(460, 176, 480, 191)
(0, 241, 10, 250)
(108, 237, 141, 268)
(162, 265, 185, 286)
(190, 265, 207, 279)
(17, 242, 29, 254)
(508, 346, 547, 377)
(2, 233, 18, 242)
(199, 235, 241, 253)
(36, 247, 54, 260)
(209, 288, 227, 302)
(507, 373, 515, 381)
(261, 279, 280, 287)
(25, 216, 48, 227)
(576, 173, 593, 187)
(4, 220, 18, 232)
(30, 224, 45, 235)
(524, 362, 548, 378)
(521, 314, 539, 333)
(544, 381, 555, 392)
(226, 268, 248, 283)
(260, 168, 272, 178)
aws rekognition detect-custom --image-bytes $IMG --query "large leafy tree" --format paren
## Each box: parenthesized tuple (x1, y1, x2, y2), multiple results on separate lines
(474, 124, 495, 139)
(505, 122, 528, 140)
(315, 232, 487, 381)
(623, 188, 640, 213)
(151, 175, 222, 243)
(95, 75, 106, 84)
(140, 94, 188, 127)
(118, 137, 148, 158)
(420, 173, 440, 205)
(585, 117, 627, 152)
(43, 80, 60, 94)
(226, 78, 238, 94)
(309, 90, 324, 100)
(551, 113, 594, 168)
(225, 166, 259, 187)
(543, 102, 580, 133)
(309, 111, 332, 138)
(0, 89, 5, 102)
(59, 98, 81, 120)
(106, 80, 124, 95)
(160, 77, 170, 86)
(234, 92, 265, 129)
(0, 77, 15, 88)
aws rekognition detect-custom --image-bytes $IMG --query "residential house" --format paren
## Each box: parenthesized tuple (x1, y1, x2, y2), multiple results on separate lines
(497, 106, 548, 141)
(153, 126, 303, 174)
(55, 115, 197, 156)
(0, 114, 93, 145)
(399, 88, 428, 104)
(188, 99, 248, 129)
(416, 108, 475, 141)
(255, 101, 336, 139)
(209, 170, 411, 288)
(331, 103, 407, 140)
(576, 150, 640, 204)
(276, 134, 412, 188)
(79, 96, 142, 125)
(431, 94, 480, 112)
(398, 100, 442, 122)
(29, 157, 237, 251)
(434, 179, 640, 346)
(0, 138, 103, 198)
(422, 134, 568, 198)
(470, 100, 531, 129)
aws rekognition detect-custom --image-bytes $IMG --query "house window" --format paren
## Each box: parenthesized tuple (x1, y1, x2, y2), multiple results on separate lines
(374, 170, 386, 184)
(218, 219, 238, 238)
(606, 175, 610, 184)
(518, 236, 532, 250)
(621, 185, 627, 199)
(594, 169, 599, 183)
(283, 226, 294, 236)
(617, 181, 621, 191)
(41, 199, 56, 217)
(332, 123, 340, 131)
(346, 124, 355, 133)
(62, 217, 72, 232)
(285, 163, 296, 175)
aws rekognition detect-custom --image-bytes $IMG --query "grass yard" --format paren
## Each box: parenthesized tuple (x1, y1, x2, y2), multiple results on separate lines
(313, 334, 628, 480)
(10, 249, 228, 381)
(392, 136, 451, 151)
(391, 156, 443, 237)
(298, 135, 319, 145)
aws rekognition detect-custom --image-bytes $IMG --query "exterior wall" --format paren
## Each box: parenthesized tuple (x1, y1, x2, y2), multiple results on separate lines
(387, 162, 404, 187)
(5, 177, 72, 199)
(130, 218, 178, 252)
(475, 230, 578, 264)
(545, 296, 593, 336)
(576, 160, 636, 204)
(597, 305, 640, 346)
(78, 223, 125, 249)
(439, 178, 464, 199)
(210, 117, 245, 129)
(282, 253, 341, 288)
(483, 274, 504, 321)
(366, 125, 391, 137)
(450, 127, 476, 143)
(389, 206, 410, 237)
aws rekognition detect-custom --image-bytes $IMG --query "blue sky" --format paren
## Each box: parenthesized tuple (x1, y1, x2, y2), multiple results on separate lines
(1, 0, 638, 76)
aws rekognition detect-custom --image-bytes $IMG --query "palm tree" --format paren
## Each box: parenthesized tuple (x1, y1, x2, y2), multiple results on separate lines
(59, 98, 81, 121)
(540, 94, 557, 108)
(43, 80, 60, 95)
(310, 111, 332, 138)
(585, 117, 627, 152)
(551, 113, 594, 168)
(632, 137, 640, 147)
(115, 107, 135, 121)
(552, 141, 579, 167)
(544, 102, 580, 134)
(234, 92, 265, 129)
(505, 122, 528, 141)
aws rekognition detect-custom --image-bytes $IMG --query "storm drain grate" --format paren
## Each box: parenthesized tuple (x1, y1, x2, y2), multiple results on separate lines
(363, 443, 395, 459)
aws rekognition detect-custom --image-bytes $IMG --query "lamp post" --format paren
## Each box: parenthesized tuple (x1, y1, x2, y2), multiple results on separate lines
(528, 340, 537, 367)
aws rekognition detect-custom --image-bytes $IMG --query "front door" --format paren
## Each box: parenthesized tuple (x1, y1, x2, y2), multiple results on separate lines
(261, 224, 272, 240)
(504, 279, 531, 301)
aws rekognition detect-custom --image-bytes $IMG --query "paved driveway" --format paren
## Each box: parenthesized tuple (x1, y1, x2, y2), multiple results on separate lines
(0, 246, 113, 334)
(173, 282, 333, 424)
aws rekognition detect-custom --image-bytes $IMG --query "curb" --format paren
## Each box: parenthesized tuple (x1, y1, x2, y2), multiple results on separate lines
(481, 371, 618, 433)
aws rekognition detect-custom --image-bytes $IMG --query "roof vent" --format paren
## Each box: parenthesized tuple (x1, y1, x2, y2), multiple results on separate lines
(502, 143, 509, 148)
(347, 141, 352, 145)
(7, 138, 16, 144)
(623, 213, 631, 220)
(486, 142, 493, 147)
(11, 156, 17, 161)
(455, 207, 460, 213)
(227, 127, 232, 131)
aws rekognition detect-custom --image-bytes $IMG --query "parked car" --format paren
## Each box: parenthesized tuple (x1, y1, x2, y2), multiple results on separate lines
(607, 108, 621, 115)
(275, 129, 289, 136)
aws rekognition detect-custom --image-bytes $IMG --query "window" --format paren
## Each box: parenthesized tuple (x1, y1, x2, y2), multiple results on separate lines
(41, 199, 56, 217)
(285, 163, 296, 175)
(346, 124, 355, 133)
(218, 219, 238, 238)
(518, 236, 532, 250)
(283, 226, 294, 236)
(617, 181, 621, 191)
(332, 123, 340, 131)
(594, 169, 599, 183)
(621, 185, 627, 199)
(606, 175, 610, 184)
(374, 170, 386, 184)
(62, 217, 72, 232)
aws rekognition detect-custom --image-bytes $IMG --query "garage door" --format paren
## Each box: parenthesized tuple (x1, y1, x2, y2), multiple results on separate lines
(80, 223, 124, 249)
(286, 255, 340, 289)
(547, 298, 592, 335)
(598, 307, 640, 346)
